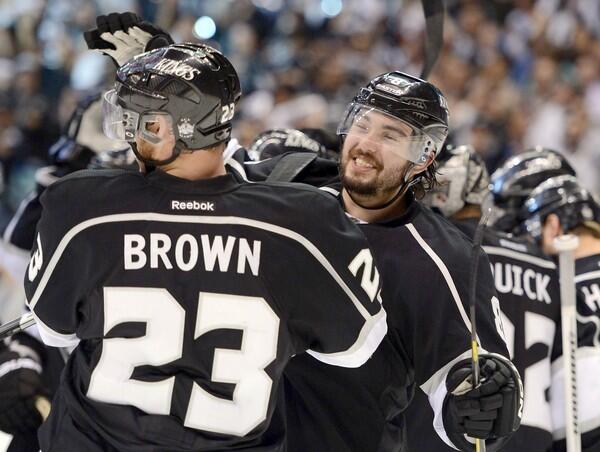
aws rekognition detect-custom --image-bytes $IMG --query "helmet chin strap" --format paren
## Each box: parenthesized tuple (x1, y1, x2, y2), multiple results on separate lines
(345, 164, 422, 211)
(131, 141, 183, 171)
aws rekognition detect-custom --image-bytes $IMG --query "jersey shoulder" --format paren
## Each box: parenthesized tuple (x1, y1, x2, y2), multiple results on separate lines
(41, 169, 144, 222)
(412, 204, 477, 262)
(482, 228, 557, 270)
(243, 179, 342, 213)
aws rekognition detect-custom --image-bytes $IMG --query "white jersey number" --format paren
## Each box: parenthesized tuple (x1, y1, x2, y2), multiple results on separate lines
(500, 309, 555, 432)
(87, 287, 280, 436)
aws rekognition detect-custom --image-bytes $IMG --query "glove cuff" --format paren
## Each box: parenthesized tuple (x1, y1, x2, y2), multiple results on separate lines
(6, 332, 46, 366)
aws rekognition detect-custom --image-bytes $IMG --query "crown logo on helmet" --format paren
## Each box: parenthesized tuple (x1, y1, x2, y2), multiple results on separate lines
(177, 118, 194, 139)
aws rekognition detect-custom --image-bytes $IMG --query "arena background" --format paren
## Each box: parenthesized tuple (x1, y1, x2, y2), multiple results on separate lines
(0, 0, 598, 227)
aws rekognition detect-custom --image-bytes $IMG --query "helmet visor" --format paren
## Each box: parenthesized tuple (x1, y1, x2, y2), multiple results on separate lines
(102, 89, 175, 146)
(337, 103, 438, 164)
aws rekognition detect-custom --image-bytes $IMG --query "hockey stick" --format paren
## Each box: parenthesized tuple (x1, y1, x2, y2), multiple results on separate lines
(468, 206, 491, 452)
(553, 234, 582, 452)
(0, 312, 35, 341)
(420, 0, 445, 79)
(35, 395, 51, 420)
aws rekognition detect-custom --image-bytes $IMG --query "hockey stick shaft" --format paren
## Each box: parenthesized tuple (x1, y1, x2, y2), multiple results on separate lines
(0, 312, 35, 340)
(469, 208, 491, 452)
(554, 234, 582, 452)
(35, 396, 51, 420)
(420, 0, 445, 79)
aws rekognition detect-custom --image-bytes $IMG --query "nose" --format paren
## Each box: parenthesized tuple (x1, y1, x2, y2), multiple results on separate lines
(357, 134, 382, 153)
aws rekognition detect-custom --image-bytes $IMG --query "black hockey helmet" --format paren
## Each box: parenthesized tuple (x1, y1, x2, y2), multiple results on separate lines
(520, 175, 600, 240)
(489, 147, 575, 232)
(103, 42, 241, 164)
(337, 71, 449, 164)
(422, 144, 490, 217)
(248, 128, 336, 161)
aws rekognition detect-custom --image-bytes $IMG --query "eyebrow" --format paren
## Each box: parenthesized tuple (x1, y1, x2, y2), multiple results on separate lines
(382, 124, 411, 135)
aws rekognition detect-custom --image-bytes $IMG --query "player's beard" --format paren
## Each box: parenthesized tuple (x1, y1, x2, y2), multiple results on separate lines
(340, 147, 407, 199)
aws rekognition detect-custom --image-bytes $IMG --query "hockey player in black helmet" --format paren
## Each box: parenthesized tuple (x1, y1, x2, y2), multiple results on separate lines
(278, 73, 522, 452)
(23, 32, 388, 451)
(489, 147, 576, 234)
(420, 144, 561, 451)
(520, 175, 600, 452)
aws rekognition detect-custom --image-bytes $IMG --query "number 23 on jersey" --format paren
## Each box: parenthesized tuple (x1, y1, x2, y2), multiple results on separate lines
(87, 287, 280, 437)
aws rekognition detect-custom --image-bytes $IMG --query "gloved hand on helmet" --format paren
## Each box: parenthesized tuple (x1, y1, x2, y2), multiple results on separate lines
(84, 12, 174, 67)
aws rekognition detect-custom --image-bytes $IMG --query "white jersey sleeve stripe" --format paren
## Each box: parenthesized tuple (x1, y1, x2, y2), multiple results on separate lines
(574, 270, 600, 284)
(29, 309, 80, 348)
(405, 223, 477, 341)
(483, 246, 557, 269)
(307, 309, 387, 368)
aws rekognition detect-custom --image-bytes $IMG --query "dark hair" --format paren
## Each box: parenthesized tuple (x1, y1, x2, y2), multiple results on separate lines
(413, 160, 438, 199)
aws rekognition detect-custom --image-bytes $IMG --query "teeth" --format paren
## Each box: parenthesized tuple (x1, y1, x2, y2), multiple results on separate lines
(354, 157, 375, 168)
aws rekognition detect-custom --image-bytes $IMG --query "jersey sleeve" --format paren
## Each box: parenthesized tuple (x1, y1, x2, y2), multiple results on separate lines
(279, 192, 387, 369)
(409, 244, 511, 449)
(23, 180, 91, 348)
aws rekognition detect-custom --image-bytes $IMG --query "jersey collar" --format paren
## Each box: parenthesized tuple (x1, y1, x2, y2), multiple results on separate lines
(146, 170, 241, 194)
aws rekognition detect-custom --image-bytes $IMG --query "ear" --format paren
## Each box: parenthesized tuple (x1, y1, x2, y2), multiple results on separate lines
(407, 154, 435, 179)
(541, 213, 564, 253)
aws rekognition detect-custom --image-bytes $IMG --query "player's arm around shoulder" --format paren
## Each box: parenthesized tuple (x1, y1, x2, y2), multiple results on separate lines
(287, 188, 387, 369)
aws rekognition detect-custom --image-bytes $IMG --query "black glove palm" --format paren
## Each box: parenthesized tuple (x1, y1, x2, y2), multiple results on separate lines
(84, 12, 174, 67)
(443, 354, 523, 452)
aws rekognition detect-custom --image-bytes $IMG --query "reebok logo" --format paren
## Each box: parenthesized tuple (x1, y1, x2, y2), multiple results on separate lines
(171, 200, 215, 211)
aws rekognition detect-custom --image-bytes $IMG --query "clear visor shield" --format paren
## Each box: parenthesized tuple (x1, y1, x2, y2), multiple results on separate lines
(102, 89, 175, 146)
(337, 104, 437, 164)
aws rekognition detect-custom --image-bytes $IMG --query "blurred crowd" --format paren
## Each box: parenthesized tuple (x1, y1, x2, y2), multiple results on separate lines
(0, 0, 598, 228)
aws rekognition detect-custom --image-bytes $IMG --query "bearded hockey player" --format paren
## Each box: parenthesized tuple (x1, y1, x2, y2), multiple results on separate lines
(520, 175, 600, 452)
(419, 145, 561, 451)
(232, 73, 522, 451)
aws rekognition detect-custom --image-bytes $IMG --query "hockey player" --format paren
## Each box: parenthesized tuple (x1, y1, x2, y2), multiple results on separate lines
(23, 42, 386, 451)
(519, 175, 600, 451)
(242, 75, 523, 451)
(418, 145, 562, 451)
(488, 147, 576, 235)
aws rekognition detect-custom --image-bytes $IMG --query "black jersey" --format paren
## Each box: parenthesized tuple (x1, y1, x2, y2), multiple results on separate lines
(23, 169, 386, 452)
(282, 190, 510, 452)
(226, 151, 510, 451)
(405, 218, 561, 451)
(551, 253, 600, 452)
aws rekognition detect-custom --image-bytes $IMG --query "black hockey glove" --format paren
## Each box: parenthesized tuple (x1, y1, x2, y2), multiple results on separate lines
(84, 12, 174, 67)
(442, 354, 523, 452)
(0, 335, 49, 435)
